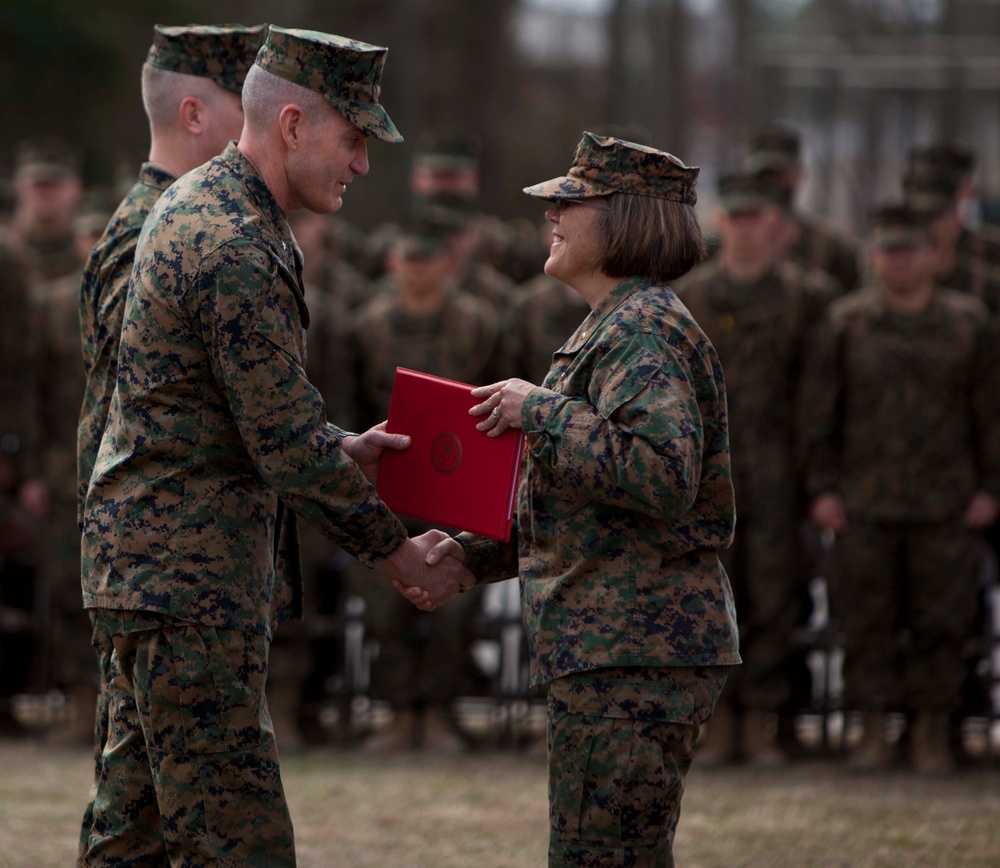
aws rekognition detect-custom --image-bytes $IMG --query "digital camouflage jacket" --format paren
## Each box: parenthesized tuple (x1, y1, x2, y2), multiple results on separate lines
(460, 276, 740, 687)
(81, 144, 407, 635)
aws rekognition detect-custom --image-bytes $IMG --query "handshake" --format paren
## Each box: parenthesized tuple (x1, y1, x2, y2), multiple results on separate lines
(379, 530, 472, 611)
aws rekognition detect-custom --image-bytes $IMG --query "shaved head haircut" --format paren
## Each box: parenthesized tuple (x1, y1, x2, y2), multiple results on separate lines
(141, 63, 233, 131)
(241, 64, 333, 135)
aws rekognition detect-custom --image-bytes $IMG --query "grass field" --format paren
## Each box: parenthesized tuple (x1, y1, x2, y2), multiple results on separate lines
(2, 737, 999, 867)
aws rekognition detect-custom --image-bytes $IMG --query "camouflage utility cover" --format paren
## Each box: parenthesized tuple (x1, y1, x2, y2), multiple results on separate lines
(147, 24, 267, 93)
(869, 203, 933, 250)
(81, 142, 407, 636)
(255, 26, 402, 143)
(460, 276, 740, 687)
(744, 123, 801, 171)
(717, 169, 785, 213)
(524, 132, 698, 204)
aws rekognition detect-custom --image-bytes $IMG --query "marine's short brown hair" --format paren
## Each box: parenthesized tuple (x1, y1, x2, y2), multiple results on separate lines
(593, 193, 706, 283)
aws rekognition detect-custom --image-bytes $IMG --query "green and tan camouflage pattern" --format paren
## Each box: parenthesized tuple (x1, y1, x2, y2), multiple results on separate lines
(81, 610, 294, 865)
(78, 163, 176, 527)
(524, 132, 699, 204)
(146, 23, 267, 94)
(800, 286, 1000, 521)
(674, 258, 837, 711)
(459, 276, 740, 688)
(255, 26, 402, 143)
(547, 665, 726, 866)
(350, 287, 500, 431)
(81, 142, 408, 637)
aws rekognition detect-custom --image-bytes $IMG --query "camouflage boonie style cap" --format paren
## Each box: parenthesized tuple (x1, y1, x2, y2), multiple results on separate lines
(147, 24, 267, 94)
(745, 123, 801, 172)
(523, 131, 698, 204)
(717, 169, 786, 213)
(14, 136, 80, 183)
(907, 143, 976, 184)
(870, 204, 933, 250)
(254, 26, 402, 143)
(902, 171, 959, 215)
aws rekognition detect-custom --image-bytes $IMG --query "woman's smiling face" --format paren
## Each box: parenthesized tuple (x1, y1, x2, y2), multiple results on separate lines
(542, 197, 610, 289)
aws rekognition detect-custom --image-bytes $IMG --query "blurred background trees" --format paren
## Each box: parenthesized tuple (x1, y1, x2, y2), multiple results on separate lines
(3, 0, 999, 232)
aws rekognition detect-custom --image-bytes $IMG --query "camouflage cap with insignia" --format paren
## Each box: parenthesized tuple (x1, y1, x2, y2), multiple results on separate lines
(254, 26, 402, 143)
(717, 169, 787, 213)
(523, 131, 698, 204)
(14, 136, 80, 184)
(745, 123, 801, 172)
(902, 170, 959, 215)
(870, 204, 933, 250)
(147, 24, 267, 94)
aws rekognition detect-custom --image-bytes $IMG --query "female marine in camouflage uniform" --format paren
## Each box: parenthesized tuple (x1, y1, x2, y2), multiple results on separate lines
(415, 132, 740, 867)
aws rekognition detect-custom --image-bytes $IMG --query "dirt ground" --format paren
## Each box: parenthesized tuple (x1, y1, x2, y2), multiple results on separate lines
(2, 737, 999, 867)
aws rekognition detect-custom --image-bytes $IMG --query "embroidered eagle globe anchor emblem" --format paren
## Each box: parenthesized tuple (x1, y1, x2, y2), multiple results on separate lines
(431, 431, 463, 475)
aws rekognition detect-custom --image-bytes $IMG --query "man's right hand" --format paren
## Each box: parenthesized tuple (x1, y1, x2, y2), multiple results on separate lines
(380, 533, 473, 611)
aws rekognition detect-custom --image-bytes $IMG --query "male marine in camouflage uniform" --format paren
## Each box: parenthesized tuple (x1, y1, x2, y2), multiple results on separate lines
(8, 138, 84, 282)
(1, 140, 84, 731)
(675, 170, 836, 765)
(75, 22, 266, 835)
(800, 205, 1000, 774)
(78, 24, 265, 528)
(79, 27, 469, 865)
(410, 130, 517, 314)
(746, 123, 862, 294)
(350, 213, 499, 753)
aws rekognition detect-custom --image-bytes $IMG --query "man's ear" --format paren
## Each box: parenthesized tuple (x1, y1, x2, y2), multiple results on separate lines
(178, 96, 206, 135)
(278, 105, 306, 150)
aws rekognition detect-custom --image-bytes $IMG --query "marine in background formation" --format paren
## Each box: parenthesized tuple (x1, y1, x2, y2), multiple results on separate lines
(800, 204, 1000, 774)
(676, 169, 837, 765)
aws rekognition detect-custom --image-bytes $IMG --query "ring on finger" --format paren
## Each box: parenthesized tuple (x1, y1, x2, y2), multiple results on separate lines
(491, 408, 499, 418)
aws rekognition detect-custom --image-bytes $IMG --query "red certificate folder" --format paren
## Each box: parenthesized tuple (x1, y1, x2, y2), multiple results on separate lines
(376, 367, 524, 541)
